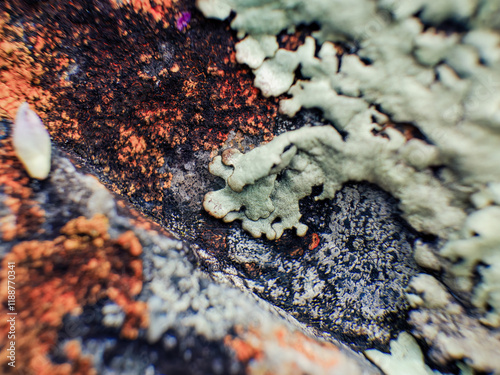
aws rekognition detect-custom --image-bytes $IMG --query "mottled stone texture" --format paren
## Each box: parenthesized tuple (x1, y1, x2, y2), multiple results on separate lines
(209, 183, 418, 350)
(7, 0, 496, 373)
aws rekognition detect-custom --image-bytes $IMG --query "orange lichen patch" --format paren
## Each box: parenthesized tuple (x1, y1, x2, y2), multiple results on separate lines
(115, 295, 148, 340)
(109, 0, 175, 27)
(0, 132, 45, 241)
(308, 233, 320, 251)
(63, 340, 95, 373)
(170, 63, 180, 73)
(117, 230, 143, 256)
(278, 33, 306, 51)
(47, 3, 276, 209)
(277, 25, 324, 52)
(274, 327, 340, 368)
(0, 215, 146, 374)
(118, 130, 148, 162)
(224, 328, 264, 363)
(226, 325, 344, 374)
(1, 0, 279, 245)
(0, 12, 53, 119)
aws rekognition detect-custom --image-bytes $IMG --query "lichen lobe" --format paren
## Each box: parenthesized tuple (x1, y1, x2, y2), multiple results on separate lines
(203, 125, 463, 240)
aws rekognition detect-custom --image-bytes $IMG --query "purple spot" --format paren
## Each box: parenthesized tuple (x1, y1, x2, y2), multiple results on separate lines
(176, 11, 191, 31)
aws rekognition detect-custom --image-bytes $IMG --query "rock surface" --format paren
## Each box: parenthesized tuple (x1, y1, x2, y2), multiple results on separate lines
(2, 0, 500, 374)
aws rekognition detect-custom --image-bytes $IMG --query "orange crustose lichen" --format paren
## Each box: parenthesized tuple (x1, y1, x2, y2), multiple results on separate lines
(0, 11, 53, 120)
(0, 214, 147, 374)
(0, 125, 46, 242)
(225, 325, 343, 374)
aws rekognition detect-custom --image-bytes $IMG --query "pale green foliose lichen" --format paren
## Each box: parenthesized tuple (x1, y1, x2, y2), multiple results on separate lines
(406, 274, 500, 372)
(364, 331, 437, 375)
(203, 125, 463, 240)
(198, 0, 500, 369)
(441, 206, 500, 327)
(365, 330, 474, 375)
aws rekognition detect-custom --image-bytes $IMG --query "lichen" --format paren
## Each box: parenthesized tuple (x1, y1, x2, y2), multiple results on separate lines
(0, 214, 146, 373)
(138, 211, 376, 374)
(440, 206, 500, 327)
(214, 183, 418, 348)
(407, 274, 500, 372)
(364, 331, 436, 375)
(198, 0, 500, 369)
(204, 125, 463, 240)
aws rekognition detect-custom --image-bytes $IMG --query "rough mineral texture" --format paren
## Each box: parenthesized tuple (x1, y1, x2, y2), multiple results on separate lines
(0, 139, 378, 374)
(204, 183, 418, 349)
(2, 0, 500, 374)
